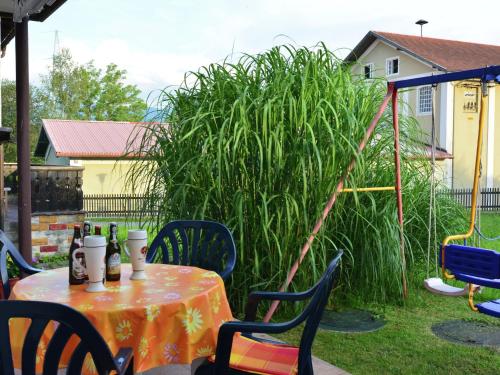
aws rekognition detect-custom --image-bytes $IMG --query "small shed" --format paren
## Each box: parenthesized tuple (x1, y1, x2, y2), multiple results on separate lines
(35, 119, 149, 194)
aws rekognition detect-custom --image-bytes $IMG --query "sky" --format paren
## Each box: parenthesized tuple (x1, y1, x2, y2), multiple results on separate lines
(1, 0, 499, 103)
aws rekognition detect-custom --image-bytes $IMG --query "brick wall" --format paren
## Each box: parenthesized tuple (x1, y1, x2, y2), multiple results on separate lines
(31, 213, 85, 255)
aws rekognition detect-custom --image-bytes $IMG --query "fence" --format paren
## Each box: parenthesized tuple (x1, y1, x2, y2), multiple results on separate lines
(31, 166, 84, 213)
(440, 187, 500, 211)
(83, 194, 159, 218)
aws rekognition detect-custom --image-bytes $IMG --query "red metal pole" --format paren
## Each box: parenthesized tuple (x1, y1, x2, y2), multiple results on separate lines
(263, 85, 395, 322)
(391, 86, 408, 299)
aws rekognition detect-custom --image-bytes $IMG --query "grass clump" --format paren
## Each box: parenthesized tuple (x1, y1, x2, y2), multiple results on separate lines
(130, 44, 465, 313)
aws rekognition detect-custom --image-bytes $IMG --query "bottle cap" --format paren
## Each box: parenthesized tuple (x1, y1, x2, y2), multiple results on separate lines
(128, 230, 147, 240)
(83, 235, 106, 248)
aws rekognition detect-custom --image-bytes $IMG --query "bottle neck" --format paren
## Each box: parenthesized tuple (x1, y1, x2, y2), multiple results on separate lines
(110, 227, 117, 242)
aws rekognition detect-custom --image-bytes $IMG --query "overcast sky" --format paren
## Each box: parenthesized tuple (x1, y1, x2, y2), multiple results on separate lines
(1, 0, 499, 102)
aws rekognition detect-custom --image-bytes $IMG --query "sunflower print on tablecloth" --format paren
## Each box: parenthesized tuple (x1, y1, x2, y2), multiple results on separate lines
(183, 307, 204, 334)
(116, 320, 133, 341)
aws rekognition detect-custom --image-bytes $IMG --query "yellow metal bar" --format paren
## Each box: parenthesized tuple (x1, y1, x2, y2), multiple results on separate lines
(468, 283, 479, 312)
(341, 186, 395, 193)
(441, 90, 487, 279)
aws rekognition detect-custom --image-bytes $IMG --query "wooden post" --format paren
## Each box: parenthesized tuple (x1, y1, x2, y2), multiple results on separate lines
(16, 17, 32, 263)
(0, 144, 4, 230)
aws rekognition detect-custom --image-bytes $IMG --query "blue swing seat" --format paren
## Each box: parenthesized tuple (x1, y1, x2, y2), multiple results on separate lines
(476, 299, 500, 318)
(442, 244, 500, 318)
(442, 244, 500, 288)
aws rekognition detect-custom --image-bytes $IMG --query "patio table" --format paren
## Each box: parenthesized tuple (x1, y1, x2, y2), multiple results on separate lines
(9, 263, 233, 374)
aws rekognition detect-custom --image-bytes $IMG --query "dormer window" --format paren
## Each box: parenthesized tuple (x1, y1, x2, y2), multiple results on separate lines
(386, 57, 399, 76)
(364, 63, 374, 79)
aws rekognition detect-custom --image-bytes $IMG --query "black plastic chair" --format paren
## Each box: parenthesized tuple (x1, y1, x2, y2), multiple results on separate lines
(196, 251, 343, 375)
(147, 220, 237, 280)
(0, 300, 134, 375)
(0, 230, 42, 299)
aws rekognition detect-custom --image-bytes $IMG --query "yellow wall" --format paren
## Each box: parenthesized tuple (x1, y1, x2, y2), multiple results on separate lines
(452, 83, 488, 188)
(493, 86, 500, 186)
(76, 160, 139, 195)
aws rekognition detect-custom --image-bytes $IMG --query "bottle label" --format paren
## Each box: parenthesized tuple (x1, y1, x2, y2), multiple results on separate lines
(107, 253, 121, 275)
(72, 254, 85, 280)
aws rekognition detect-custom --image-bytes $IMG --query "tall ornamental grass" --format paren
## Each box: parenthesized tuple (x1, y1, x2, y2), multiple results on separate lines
(129, 44, 465, 312)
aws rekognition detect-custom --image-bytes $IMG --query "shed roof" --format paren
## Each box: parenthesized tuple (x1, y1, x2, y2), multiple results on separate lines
(35, 119, 154, 159)
(345, 31, 500, 72)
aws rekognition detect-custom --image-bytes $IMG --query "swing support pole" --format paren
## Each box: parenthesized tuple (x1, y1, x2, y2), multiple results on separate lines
(392, 87, 408, 298)
(263, 83, 397, 322)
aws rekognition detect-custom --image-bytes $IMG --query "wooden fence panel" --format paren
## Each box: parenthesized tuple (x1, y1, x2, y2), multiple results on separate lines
(439, 187, 500, 211)
(83, 195, 159, 218)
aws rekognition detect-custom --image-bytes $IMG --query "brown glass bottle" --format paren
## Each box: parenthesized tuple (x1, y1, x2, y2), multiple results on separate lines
(83, 221, 92, 237)
(105, 222, 121, 281)
(69, 225, 85, 285)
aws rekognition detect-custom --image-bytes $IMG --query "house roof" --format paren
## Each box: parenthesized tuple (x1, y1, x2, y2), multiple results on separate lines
(35, 119, 153, 159)
(423, 145, 453, 160)
(345, 31, 500, 72)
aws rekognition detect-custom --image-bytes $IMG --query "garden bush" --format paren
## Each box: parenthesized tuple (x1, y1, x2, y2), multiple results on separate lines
(130, 44, 465, 313)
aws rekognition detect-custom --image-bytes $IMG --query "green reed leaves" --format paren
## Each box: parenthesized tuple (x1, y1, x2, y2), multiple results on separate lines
(129, 44, 465, 313)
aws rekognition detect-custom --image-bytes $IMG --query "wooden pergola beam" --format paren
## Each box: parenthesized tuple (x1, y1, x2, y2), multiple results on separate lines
(15, 16, 31, 262)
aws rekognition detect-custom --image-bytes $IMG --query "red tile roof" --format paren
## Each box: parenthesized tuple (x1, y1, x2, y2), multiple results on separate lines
(36, 119, 154, 158)
(423, 145, 453, 160)
(346, 31, 500, 71)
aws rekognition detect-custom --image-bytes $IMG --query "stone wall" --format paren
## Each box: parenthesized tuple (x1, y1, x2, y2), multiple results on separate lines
(31, 212, 85, 255)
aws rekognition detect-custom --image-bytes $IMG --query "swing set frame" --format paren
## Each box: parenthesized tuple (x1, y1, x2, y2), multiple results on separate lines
(265, 65, 500, 322)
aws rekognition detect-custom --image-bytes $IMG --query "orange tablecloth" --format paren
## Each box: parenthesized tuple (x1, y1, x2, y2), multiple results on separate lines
(10, 263, 233, 373)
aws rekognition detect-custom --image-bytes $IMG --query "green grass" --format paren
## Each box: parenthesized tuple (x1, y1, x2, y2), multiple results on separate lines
(271, 213, 500, 374)
(474, 212, 500, 252)
(278, 286, 500, 375)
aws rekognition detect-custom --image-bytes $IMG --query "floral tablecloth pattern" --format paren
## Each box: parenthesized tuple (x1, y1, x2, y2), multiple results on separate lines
(10, 263, 233, 373)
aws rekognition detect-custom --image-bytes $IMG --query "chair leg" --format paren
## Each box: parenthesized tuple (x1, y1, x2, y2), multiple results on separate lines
(124, 358, 134, 375)
(302, 358, 314, 375)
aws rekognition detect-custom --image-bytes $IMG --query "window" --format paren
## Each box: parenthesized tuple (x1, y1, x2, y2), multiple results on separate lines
(386, 57, 399, 76)
(364, 63, 374, 79)
(417, 85, 432, 115)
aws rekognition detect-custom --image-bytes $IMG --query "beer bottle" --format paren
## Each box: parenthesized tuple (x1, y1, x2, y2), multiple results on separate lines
(69, 225, 85, 285)
(83, 221, 92, 237)
(106, 222, 121, 281)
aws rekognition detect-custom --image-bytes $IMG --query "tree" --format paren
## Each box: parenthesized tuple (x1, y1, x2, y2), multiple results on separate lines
(1, 80, 46, 162)
(40, 48, 146, 122)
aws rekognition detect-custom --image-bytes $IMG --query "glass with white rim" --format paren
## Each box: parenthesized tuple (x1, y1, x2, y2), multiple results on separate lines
(126, 230, 148, 280)
(73, 235, 107, 292)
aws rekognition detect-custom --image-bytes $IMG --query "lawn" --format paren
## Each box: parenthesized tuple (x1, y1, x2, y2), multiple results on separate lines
(276, 213, 500, 375)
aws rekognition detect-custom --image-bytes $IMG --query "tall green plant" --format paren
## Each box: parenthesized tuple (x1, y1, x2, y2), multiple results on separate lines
(130, 44, 465, 312)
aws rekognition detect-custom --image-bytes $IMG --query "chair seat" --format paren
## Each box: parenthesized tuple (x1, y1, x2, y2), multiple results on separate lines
(209, 333, 299, 375)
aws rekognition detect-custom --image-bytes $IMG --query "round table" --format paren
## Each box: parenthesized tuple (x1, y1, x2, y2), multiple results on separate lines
(10, 263, 233, 374)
